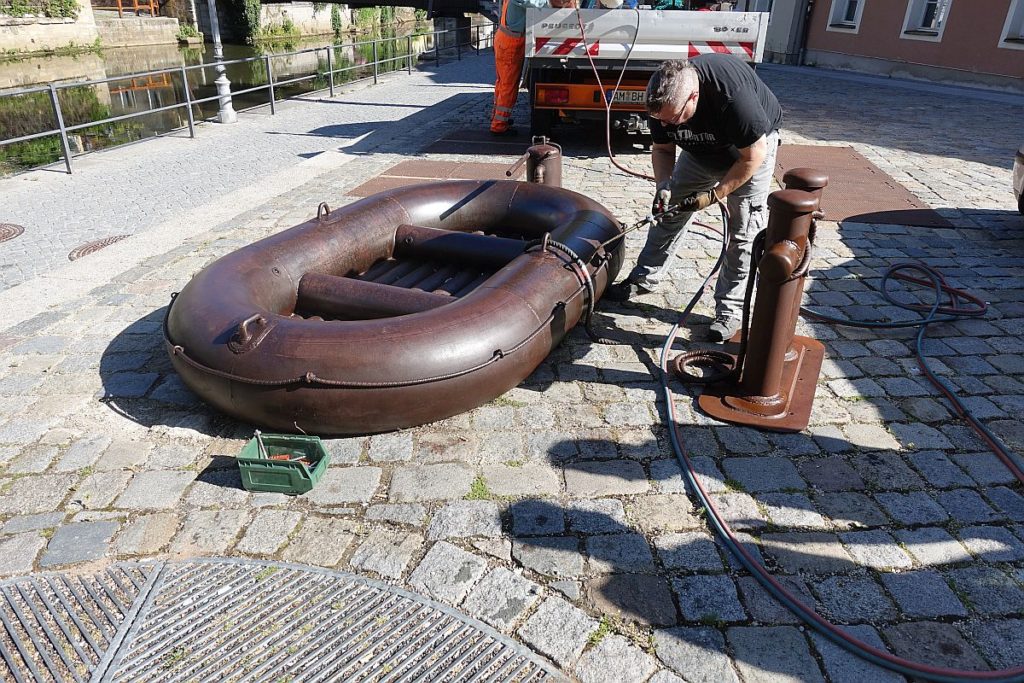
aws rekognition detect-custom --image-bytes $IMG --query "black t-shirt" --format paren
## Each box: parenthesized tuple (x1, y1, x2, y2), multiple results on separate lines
(649, 53, 783, 162)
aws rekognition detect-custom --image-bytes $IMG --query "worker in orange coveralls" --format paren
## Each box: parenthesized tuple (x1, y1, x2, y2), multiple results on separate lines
(490, 0, 576, 136)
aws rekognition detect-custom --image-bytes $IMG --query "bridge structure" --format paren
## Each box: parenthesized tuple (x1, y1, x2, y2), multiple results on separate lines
(260, 0, 499, 21)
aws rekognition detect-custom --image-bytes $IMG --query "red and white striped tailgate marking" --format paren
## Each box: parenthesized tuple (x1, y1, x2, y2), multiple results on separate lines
(535, 37, 599, 56)
(687, 41, 755, 58)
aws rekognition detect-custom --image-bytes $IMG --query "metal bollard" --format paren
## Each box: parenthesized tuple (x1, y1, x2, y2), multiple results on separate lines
(695, 175, 829, 432)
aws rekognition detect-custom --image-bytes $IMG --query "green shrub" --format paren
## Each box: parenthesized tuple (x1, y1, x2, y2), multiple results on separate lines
(330, 4, 342, 37)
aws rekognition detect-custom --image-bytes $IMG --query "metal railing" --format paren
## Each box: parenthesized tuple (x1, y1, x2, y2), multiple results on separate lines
(90, 0, 159, 18)
(0, 22, 495, 175)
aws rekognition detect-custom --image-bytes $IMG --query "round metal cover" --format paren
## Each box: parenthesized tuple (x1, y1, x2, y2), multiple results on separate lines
(0, 223, 25, 243)
(0, 558, 562, 682)
(68, 234, 130, 261)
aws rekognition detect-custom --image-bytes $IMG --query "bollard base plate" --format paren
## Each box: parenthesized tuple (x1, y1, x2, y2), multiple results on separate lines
(696, 335, 825, 432)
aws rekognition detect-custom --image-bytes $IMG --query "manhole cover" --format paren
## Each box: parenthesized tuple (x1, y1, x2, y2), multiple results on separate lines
(68, 235, 130, 261)
(0, 223, 25, 243)
(0, 559, 562, 682)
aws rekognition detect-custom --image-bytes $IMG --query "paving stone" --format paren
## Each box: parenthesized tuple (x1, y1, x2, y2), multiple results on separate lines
(0, 473, 78, 514)
(889, 423, 953, 450)
(95, 440, 152, 471)
(281, 516, 355, 568)
(54, 435, 111, 472)
(517, 596, 597, 668)
(844, 423, 901, 450)
(574, 634, 658, 683)
(815, 491, 889, 529)
(169, 509, 247, 555)
(839, 529, 913, 569)
(482, 464, 561, 497)
(849, 452, 924, 490)
(673, 575, 745, 623)
(40, 521, 119, 567)
(715, 428, 770, 455)
(586, 573, 676, 627)
(366, 431, 413, 462)
(2, 512, 65, 535)
(567, 498, 628, 533)
(935, 488, 999, 523)
(113, 512, 179, 555)
(654, 627, 738, 683)
(809, 625, 904, 683)
(767, 432, 820, 457)
(901, 397, 952, 422)
(735, 575, 817, 625)
(884, 622, 989, 672)
(907, 450, 974, 488)
(101, 372, 159, 398)
(874, 491, 949, 525)
(512, 537, 583, 578)
(114, 471, 193, 510)
(654, 532, 722, 571)
(0, 419, 56, 445)
(389, 463, 475, 501)
(728, 626, 824, 683)
(707, 492, 765, 531)
(472, 537, 512, 562)
(964, 619, 1024, 669)
(6, 445, 59, 474)
(625, 493, 700, 533)
(721, 457, 804, 492)
(952, 453, 1019, 486)
(946, 566, 1024, 615)
(427, 500, 501, 540)
(510, 499, 565, 536)
(303, 466, 381, 505)
(894, 527, 971, 566)
(70, 471, 132, 510)
(365, 503, 426, 526)
(185, 470, 249, 508)
(586, 533, 655, 573)
(323, 437, 365, 464)
(810, 425, 854, 453)
(649, 671, 685, 683)
(985, 486, 1024, 521)
(145, 444, 201, 470)
(796, 456, 864, 491)
(759, 493, 829, 529)
(879, 570, 967, 618)
(761, 532, 855, 574)
(958, 525, 1024, 561)
(0, 533, 47, 576)
(235, 510, 302, 556)
(408, 540, 488, 606)
(462, 567, 541, 633)
(564, 460, 649, 497)
(812, 575, 897, 623)
(349, 528, 424, 579)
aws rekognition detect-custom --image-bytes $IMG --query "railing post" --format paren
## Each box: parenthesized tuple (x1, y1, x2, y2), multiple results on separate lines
(407, 35, 413, 74)
(475, 24, 479, 55)
(434, 30, 440, 66)
(207, 0, 236, 123)
(326, 47, 335, 97)
(47, 84, 73, 174)
(181, 66, 195, 138)
(264, 55, 276, 114)
(116, 0, 122, 19)
(457, 28, 461, 60)
(372, 40, 378, 84)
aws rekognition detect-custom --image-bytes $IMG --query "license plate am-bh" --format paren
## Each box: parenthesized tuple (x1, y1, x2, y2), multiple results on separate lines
(606, 90, 645, 105)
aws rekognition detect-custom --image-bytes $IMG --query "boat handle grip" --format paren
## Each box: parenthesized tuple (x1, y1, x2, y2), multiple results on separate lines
(237, 314, 266, 345)
(317, 202, 331, 222)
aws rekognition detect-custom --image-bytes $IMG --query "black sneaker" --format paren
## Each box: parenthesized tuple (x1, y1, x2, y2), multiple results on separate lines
(707, 316, 741, 343)
(604, 280, 651, 303)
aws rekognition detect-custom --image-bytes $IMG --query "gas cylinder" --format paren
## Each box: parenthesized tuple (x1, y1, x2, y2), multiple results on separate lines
(526, 136, 562, 187)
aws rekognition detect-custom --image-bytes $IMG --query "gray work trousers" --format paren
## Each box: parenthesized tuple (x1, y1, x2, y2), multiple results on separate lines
(629, 130, 779, 322)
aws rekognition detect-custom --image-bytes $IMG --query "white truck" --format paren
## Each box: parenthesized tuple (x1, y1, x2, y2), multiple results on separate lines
(524, 8, 769, 136)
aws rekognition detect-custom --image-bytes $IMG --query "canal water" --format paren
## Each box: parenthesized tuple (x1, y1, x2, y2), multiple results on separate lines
(0, 19, 480, 175)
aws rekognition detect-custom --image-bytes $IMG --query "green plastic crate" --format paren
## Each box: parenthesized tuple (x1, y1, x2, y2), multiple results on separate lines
(238, 433, 331, 495)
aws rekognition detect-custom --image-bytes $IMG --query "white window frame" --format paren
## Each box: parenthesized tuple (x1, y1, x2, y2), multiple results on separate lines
(901, 0, 952, 42)
(826, 0, 865, 34)
(999, 0, 1024, 50)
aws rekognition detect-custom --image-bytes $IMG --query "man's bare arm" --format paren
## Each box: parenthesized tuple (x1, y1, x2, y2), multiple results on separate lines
(651, 142, 677, 185)
(714, 135, 767, 199)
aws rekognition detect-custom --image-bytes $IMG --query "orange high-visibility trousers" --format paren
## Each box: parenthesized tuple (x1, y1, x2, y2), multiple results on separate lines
(491, 30, 525, 133)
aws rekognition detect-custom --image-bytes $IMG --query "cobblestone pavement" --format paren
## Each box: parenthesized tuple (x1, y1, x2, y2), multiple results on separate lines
(0, 55, 1023, 682)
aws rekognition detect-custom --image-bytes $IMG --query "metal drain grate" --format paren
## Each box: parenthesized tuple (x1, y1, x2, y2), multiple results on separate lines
(0, 560, 560, 682)
(0, 564, 157, 683)
(68, 236, 131, 262)
(0, 224, 25, 244)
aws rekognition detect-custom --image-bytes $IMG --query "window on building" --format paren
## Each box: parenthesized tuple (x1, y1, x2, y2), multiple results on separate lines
(827, 0, 864, 31)
(1000, 0, 1024, 48)
(902, 0, 951, 38)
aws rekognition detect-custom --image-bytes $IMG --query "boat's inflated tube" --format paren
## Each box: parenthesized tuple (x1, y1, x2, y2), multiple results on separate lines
(165, 180, 624, 434)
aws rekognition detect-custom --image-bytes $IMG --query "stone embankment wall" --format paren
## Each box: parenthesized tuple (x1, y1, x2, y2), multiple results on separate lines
(0, 0, 99, 55)
(94, 16, 179, 47)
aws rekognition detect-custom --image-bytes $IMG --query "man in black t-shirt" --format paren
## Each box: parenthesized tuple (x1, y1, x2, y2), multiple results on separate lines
(606, 55, 782, 343)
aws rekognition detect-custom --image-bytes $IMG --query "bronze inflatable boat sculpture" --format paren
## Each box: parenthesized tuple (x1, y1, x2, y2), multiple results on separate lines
(164, 180, 624, 434)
